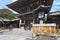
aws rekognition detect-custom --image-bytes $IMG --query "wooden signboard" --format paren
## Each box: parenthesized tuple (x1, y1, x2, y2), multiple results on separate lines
(32, 23, 56, 35)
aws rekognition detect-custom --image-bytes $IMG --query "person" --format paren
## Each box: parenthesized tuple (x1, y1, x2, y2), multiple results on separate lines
(9, 24, 13, 32)
(29, 24, 32, 30)
(29, 23, 32, 30)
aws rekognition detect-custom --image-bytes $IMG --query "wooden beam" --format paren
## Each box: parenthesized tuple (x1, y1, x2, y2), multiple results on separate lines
(19, 5, 50, 16)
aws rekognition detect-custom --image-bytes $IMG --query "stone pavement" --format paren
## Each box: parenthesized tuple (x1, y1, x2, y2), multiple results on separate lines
(0, 28, 32, 40)
(0, 28, 60, 40)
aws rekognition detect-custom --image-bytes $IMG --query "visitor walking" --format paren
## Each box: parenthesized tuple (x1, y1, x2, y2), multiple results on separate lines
(9, 24, 13, 32)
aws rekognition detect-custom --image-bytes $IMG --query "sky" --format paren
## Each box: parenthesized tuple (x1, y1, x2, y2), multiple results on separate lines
(0, 0, 18, 14)
(51, 0, 60, 12)
(0, 0, 60, 14)
(0, 0, 17, 8)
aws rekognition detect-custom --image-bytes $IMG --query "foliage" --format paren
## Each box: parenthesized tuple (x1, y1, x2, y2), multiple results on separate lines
(0, 9, 18, 19)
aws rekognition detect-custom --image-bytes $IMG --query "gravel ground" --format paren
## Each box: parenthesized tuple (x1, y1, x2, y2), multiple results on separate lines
(0, 28, 60, 40)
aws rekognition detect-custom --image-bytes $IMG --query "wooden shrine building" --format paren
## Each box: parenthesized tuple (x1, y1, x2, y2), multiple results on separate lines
(7, 0, 54, 27)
